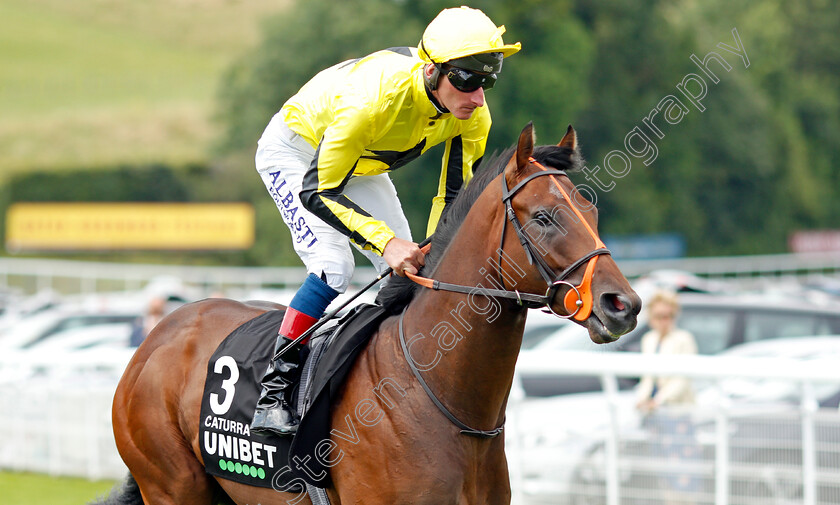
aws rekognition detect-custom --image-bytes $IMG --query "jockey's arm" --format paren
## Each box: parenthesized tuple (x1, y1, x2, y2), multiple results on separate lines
(298, 105, 396, 256)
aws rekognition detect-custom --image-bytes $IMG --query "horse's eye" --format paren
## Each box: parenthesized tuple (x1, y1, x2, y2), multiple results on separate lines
(532, 210, 554, 226)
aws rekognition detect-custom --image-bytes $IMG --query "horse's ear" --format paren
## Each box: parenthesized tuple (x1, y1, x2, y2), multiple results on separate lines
(506, 122, 535, 184)
(558, 124, 577, 151)
(517, 122, 536, 169)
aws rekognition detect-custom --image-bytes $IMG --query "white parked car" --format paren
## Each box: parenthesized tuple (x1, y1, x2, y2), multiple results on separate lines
(519, 292, 840, 396)
(0, 305, 140, 350)
(507, 337, 840, 505)
(23, 322, 134, 352)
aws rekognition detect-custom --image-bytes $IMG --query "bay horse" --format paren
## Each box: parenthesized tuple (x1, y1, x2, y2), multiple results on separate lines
(104, 123, 640, 505)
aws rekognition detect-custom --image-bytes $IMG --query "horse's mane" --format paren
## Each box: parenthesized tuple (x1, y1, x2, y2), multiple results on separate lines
(376, 143, 582, 314)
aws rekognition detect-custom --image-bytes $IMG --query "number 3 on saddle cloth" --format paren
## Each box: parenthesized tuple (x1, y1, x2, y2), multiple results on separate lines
(198, 303, 389, 491)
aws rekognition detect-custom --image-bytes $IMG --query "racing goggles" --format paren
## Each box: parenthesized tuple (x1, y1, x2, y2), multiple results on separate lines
(442, 65, 497, 93)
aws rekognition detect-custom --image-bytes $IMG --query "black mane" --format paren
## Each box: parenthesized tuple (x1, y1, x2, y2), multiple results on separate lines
(375, 143, 581, 313)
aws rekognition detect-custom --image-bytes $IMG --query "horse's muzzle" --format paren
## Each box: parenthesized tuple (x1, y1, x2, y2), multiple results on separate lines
(587, 291, 641, 343)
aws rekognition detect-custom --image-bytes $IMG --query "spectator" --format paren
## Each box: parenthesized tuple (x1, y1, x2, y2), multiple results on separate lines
(635, 290, 700, 504)
(130, 296, 167, 347)
(636, 290, 698, 410)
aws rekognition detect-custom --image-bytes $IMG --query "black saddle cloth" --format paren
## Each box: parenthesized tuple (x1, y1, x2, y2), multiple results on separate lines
(198, 303, 388, 490)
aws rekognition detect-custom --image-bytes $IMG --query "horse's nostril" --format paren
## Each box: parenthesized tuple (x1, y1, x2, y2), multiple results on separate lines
(602, 293, 628, 315)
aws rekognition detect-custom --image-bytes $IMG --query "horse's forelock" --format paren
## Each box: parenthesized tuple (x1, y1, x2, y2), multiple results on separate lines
(534, 144, 582, 173)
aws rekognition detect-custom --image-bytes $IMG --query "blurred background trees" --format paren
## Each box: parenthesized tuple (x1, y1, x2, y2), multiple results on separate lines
(216, 0, 840, 262)
(3, 0, 839, 265)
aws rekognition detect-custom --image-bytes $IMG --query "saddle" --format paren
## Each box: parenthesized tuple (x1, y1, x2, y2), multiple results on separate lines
(198, 303, 388, 491)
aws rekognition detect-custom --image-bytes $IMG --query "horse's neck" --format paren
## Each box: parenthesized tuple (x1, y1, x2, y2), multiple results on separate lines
(405, 199, 527, 428)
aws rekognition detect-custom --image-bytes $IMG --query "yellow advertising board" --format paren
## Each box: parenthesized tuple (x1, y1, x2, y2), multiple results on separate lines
(6, 203, 255, 251)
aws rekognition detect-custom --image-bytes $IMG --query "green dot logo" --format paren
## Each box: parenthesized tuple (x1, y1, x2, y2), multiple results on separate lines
(216, 459, 265, 479)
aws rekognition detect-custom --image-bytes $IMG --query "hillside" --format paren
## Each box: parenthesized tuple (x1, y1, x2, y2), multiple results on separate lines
(0, 0, 287, 175)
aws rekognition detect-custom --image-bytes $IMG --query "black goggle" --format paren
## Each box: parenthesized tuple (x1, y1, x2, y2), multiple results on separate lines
(441, 65, 497, 93)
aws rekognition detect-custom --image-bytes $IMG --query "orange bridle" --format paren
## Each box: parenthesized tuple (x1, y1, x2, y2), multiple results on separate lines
(405, 157, 611, 321)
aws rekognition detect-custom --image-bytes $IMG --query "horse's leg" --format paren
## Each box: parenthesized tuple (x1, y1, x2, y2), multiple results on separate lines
(117, 429, 216, 505)
(114, 352, 217, 505)
(474, 439, 512, 505)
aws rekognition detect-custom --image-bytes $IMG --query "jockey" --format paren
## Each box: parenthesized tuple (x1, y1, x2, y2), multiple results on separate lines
(251, 6, 521, 436)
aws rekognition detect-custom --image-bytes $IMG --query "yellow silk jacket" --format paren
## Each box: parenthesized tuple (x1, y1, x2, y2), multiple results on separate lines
(282, 47, 491, 254)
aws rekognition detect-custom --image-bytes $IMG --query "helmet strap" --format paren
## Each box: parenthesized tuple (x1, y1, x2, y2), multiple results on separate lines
(425, 64, 441, 91)
(420, 40, 444, 91)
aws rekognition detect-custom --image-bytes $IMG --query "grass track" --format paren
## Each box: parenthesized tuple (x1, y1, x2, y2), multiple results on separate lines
(0, 471, 118, 505)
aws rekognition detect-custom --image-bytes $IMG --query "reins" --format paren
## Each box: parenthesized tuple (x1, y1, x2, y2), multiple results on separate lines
(404, 245, 549, 306)
(274, 236, 434, 360)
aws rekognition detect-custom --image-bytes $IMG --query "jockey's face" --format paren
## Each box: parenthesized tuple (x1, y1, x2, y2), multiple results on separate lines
(427, 64, 486, 120)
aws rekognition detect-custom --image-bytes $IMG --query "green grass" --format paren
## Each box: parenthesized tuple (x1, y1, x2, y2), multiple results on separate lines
(0, 0, 286, 175)
(0, 2, 215, 115)
(0, 471, 119, 505)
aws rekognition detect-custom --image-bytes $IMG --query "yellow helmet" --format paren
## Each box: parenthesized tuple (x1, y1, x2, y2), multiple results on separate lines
(418, 6, 521, 65)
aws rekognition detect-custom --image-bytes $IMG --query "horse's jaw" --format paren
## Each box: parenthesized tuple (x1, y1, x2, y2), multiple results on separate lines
(582, 306, 639, 344)
(583, 313, 622, 344)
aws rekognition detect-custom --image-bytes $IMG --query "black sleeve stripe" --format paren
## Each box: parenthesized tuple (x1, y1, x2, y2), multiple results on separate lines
(306, 191, 381, 253)
(300, 140, 326, 205)
(444, 135, 463, 205)
(301, 140, 357, 199)
(472, 155, 484, 174)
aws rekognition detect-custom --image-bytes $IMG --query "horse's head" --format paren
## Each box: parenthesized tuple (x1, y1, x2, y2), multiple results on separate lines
(500, 122, 641, 343)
